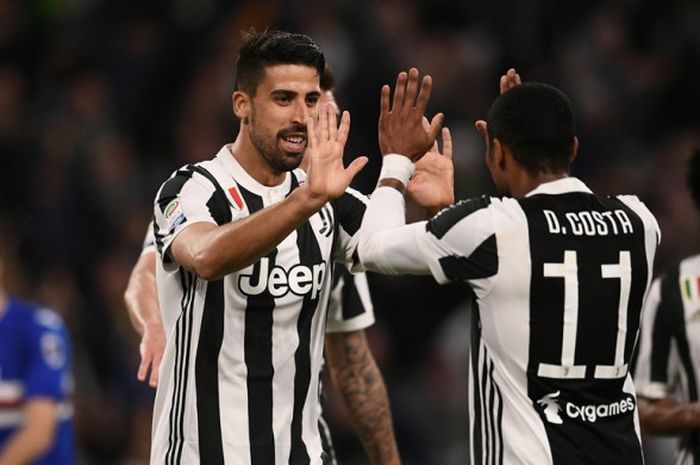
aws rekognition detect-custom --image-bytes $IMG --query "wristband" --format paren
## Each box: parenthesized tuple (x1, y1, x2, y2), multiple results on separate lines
(378, 154, 415, 187)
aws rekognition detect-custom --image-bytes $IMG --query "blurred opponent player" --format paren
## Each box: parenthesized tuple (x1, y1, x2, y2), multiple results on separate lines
(358, 68, 659, 464)
(124, 65, 402, 464)
(0, 242, 75, 465)
(634, 148, 700, 465)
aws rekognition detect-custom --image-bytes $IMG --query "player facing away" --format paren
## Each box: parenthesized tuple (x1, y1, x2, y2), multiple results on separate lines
(0, 248, 75, 465)
(633, 148, 700, 465)
(357, 68, 660, 464)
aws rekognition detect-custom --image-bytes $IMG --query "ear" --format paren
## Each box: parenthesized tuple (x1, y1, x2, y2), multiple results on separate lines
(569, 136, 579, 163)
(232, 91, 250, 123)
(492, 138, 507, 171)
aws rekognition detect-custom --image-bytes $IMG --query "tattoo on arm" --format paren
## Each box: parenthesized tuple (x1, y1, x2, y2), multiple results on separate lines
(325, 330, 401, 465)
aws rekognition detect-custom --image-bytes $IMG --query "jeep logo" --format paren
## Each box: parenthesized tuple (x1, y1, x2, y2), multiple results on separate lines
(239, 258, 326, 300)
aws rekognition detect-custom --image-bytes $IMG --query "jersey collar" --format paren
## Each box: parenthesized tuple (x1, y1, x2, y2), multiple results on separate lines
(525, 177, 593, 197)
(215, 144, 293, 197)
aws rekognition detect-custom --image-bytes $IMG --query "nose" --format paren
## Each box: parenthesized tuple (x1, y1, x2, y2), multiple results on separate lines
(291, 99, 311, 125)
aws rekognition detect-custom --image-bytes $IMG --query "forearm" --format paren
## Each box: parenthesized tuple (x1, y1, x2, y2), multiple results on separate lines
(124, 251, 160, 335)
(0, 401, 57, 465)
(174, 187, 326, 280)
(638, 397, 700, 435)
(325, 331, 400, 465)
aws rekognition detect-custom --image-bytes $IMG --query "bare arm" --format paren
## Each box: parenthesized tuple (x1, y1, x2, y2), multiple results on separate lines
(325, 330, 401, 465)
(123, 249, 165, 387)
(171, 106, 367, 280)
(638, 397, 700, 435)
(0, 399, 58, 465)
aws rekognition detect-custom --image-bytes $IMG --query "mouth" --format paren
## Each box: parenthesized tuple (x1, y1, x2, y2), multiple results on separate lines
(278, 132, 307, 154)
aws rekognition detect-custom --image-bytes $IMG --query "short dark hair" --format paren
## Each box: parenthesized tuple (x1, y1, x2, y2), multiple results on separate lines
(487, 82, 575, 174)
(688, 149, 700, 213)
(235, 29, 325, 96)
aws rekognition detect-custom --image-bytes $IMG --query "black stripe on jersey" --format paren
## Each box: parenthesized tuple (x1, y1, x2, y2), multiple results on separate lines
(289, 211, 325, 465)
(154, 166, 195, 257)
(427, 195, 491, 239)
(239, 185, 277, 464)
(657, 264, 700, 460)
(166, 270, 196, 465)
(438, 234, 498, 281)
(195, 277, 225, 465)
(331, 189, 366, 236)
(649, 268, 679, 384)
(469, 305, 483, 465)
(336, 267, 365, 320)
(189, 165, 233, 225)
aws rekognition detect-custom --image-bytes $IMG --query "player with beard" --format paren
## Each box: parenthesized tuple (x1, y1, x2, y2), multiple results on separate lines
(148, 30, 443, 465)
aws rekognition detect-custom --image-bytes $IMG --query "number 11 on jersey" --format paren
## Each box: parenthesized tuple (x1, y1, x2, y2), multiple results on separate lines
(537, 250, 632, 380)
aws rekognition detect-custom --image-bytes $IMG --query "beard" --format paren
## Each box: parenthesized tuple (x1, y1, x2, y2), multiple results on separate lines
(248, 111, 307, 173)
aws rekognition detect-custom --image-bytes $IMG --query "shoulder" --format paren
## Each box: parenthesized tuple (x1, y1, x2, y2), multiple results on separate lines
(427, 195, 497, 239)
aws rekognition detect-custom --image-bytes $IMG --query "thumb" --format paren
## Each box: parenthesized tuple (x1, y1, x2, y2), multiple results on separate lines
(345, 156, 368, 180)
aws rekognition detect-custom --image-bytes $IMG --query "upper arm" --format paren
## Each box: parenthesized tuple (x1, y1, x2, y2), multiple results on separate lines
(153, 169, 219, 270)
(333, 188, 368, 269)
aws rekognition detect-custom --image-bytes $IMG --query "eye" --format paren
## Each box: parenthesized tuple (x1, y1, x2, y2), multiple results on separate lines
(275, 95, 292, 105)
(306, 95, 320, 106)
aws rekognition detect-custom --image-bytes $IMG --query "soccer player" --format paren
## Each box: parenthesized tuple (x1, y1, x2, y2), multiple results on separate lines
(0, 246, 75, 465)
(358, 68, 660, 464)
(125, 65, 402, 464)
(148, 30, 446, 464)
(633, 148, 700, 465)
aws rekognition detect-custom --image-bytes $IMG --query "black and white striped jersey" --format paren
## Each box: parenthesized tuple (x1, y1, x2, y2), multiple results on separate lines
(150, 145, 368, 465)
(634, 254, 700, 465)
(359, 177, 660, 465)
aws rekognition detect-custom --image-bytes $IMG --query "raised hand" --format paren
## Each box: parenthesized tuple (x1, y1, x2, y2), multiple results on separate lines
(476, 68, 522, 152)
(305, 103, 368, 200)
(408, 125, 454, 216)
(379, 68, 444, 162)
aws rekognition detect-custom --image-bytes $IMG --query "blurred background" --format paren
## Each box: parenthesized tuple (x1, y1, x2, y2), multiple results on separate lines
(1, 0, 699, 463)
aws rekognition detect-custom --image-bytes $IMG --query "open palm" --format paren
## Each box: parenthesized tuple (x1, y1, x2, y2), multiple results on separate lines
(408, 126, 454, 213)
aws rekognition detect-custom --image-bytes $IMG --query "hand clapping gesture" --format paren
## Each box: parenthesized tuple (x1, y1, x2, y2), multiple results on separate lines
(304, 103, 368, 201)
(379, 68, 444, 162)
(408, 120, 454, 216)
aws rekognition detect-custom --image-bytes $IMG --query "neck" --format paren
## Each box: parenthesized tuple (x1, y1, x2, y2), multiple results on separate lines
(510, 170, 569, 198)
(230, 127, 287, 187)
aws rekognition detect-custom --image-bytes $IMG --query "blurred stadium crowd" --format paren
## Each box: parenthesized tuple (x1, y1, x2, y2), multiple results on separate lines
(1, 0, 699, 463)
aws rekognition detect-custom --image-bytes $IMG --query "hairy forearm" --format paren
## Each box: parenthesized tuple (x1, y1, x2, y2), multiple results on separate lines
(638, 397, 700, 435)
(325, 331, 400, 465)
(124, 251, 161, 335)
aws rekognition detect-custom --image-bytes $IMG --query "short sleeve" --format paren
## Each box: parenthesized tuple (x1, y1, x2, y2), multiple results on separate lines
(415, 196, 499, 290)
(332, 187, 368, 271)
(142, 221, 156, 253)
(325, 266, 375, 333)
(23, 309, 72, 401)
(153, 168, 219, 267)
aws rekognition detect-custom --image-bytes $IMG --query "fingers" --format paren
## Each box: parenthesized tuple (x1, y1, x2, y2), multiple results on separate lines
(499, 68, 522, 94)
(325, 104, 336, 142)
(415, 74, 433, 114)
(442, 127, 453, 160)
(474, 120, 488, 138)
(380, 84, 391, 115)
(306, 114, 317, 148)
(336, 111, 351, 147)
(137, 357, 148, 382)
(320, 103, 331, 143)
(427, 112, 444, 143)
(149, 355, 162, 387)
(404, 68, 420, 110)
(392, 71, 408, 111)
(345, 156, 368, 180)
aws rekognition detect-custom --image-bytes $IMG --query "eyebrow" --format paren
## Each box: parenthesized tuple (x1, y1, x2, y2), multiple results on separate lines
(270, 89, 322, 99)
